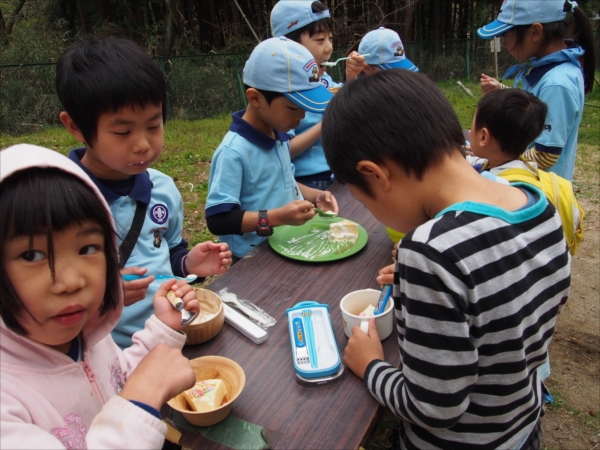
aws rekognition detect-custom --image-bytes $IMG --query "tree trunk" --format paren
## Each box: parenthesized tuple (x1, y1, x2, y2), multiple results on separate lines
(402, 0, 414, 41)
(5, 0, 27, 35)
(76, 0, 87, 33)
(98, 0, 109, 24)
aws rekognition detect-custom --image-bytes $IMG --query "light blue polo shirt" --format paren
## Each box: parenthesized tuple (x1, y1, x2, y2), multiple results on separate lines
(288, 72, 341, 178)
(68, 149, 185, 348)
(521, 47, 584, 182)
(206, 110, 302, 258)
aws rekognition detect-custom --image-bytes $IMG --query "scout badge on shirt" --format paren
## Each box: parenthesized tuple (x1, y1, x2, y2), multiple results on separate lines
(152, 227, 167, 248)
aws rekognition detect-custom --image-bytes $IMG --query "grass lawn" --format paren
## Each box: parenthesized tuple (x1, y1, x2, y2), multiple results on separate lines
(0, 78, 598, 449)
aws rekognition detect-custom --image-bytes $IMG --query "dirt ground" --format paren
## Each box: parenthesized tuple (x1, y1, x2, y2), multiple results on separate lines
(540, 194, 600, 450)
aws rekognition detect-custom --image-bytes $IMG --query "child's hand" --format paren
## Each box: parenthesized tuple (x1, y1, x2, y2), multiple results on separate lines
(121, 266, 154, 306)
(315, 191, 339, 214)
(186, 241, 232, 277)
(274, 200, 316, 226)
(154, 280, 199, 330)
(119, 343, 196, 410)
(376, 264, 394, 286)
(345, 51, 365, 80)
(480, 73, 501, 95)
(343, 318, 385, 379)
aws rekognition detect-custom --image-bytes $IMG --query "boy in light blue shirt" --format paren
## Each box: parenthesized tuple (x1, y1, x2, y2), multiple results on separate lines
(270, 0, 364, 189)
(206, 37, 338, 260)
(56, 37, 232, 348)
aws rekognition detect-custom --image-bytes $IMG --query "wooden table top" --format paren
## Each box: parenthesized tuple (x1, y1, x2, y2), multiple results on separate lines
(176, 182, 401, 449)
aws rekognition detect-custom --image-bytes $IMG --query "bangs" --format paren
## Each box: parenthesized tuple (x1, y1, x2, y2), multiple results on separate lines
(1, 168, 110, 240)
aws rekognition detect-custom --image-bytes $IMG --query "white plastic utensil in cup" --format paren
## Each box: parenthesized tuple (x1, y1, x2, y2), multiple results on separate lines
(340, 289, 394, 340)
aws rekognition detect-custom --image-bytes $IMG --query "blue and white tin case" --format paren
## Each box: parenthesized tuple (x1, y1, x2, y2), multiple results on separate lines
(286, 301, 342, 384)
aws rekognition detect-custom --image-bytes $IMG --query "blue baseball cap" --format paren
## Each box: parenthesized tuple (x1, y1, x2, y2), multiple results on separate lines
(358, 27, 419, 72)
(243, 37, 332, 113)
(477, 0, 568, 38)
(271, 0, 330, 37)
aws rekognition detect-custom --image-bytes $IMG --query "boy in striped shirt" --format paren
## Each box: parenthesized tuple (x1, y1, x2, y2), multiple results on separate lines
(321, 69, 570, 449)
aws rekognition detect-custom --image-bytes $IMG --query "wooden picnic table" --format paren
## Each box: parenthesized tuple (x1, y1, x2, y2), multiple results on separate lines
(174, 182, 401, 449)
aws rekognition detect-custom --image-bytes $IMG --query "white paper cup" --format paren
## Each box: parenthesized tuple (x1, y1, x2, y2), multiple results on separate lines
(340, 288, 394, 340)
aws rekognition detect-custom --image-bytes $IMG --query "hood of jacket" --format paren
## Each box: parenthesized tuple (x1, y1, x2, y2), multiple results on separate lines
(0, 144, 124, 368)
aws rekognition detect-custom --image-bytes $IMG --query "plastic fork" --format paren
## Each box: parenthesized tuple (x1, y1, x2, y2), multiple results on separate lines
(321, 54, 370, 67)
(293, 317, 310, 365)
(314, 207, 338, 218)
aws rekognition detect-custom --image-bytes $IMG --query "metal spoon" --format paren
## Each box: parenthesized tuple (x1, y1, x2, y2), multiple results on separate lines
(166, 291, 197, 326)
(321, 54, 370, 67)
(122, 273, 198, 282)
(314, 207, 338, 218)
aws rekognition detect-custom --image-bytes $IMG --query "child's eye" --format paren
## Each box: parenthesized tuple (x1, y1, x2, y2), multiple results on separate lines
(114, 131, 130, 136)
(149, 124, 161, 130)
(20, 250, 45, 262)
(80, 245, 101, 255)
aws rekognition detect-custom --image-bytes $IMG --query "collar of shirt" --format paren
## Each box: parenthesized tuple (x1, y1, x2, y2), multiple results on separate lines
(68, 148, 152, 204)
(230, 110, 290, 149)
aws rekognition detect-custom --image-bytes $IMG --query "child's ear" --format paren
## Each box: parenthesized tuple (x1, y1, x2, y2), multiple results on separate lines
(245, 88, 262, 108)
(530, 23, 544, 43)
(479, 127, 492, 147)
(59, 112, 85, 144)
(355, 160, 392, 192)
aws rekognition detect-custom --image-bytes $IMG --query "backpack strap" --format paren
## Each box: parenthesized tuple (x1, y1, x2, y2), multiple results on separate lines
(119, 200, 147, 266)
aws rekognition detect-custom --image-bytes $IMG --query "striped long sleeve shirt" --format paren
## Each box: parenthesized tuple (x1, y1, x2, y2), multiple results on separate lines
(366, 185, 571, 449)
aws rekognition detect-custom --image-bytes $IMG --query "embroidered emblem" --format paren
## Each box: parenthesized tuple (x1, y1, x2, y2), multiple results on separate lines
(151, 228, 167, 248)
(543, 124, 552, 132)
(309, 65, 320, 82)
(51, 413, 87, 450)
(321, 78, 330, 88)
(150, 204, 169, 224)
(287, 19, 298, 29)
(109, 358, 126, 393)
(391, 41, 404, 56)
(303, 59, 317, 72)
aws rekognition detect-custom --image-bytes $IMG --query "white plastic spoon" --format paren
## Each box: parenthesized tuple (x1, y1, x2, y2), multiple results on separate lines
(321, 54, 370, 67)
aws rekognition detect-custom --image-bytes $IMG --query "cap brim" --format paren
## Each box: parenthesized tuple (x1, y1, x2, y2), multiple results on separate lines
(477, 20, 514, 38)
(285, 85, 333, 114)
(379, 59, 419, 72)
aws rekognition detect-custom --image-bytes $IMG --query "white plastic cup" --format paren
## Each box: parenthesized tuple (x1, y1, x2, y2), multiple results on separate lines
(340, 288, 394, 340)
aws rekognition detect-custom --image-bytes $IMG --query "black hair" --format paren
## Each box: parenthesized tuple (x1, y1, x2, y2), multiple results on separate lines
(285, 1, 332, 43)
(0, 168, 121, 336)
(510, 1, 595, 93)
(475, 89, 548, 159)
(321, 69, 465, 197)
(244, 84, 284, 104)
(56, 36, 167, 146)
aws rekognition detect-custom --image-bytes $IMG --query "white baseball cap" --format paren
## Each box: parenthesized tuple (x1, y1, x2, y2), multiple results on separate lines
(478, 0, 569, 38)
(270, 0, 330, 37)
(358, 27, 419, 72)
(243, 37, 332, 113)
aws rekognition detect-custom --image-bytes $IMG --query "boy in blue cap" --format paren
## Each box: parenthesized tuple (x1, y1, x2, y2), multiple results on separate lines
(270, 0, 365, 190)
(476, 0, 596, 182)
(358, 27, 419, 75)
(56, 37, 232, 348)
(206, 37, 338, 260)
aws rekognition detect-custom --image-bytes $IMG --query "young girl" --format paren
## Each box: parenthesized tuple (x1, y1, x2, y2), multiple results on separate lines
(1, 144, 198, 449)
(477, 0, 596, 182)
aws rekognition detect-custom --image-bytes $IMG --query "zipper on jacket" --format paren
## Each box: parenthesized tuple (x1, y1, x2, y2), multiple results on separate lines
(82, 357, 105, 406)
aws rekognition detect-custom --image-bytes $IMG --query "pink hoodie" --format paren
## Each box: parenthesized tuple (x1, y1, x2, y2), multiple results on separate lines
(0, 144, 186, 449)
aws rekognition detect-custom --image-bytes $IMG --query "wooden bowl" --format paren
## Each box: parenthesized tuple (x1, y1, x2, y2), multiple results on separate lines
(167, 356, 245, 426)
(183, 289, 224, 345)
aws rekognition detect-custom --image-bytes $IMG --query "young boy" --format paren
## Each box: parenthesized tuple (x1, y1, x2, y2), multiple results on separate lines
(56, 37, 232, 348)
(357, 27, 419, 75)
(321, 69, 571, 449)
(270, 0, 363, 189)
(467, 89, 547, 175)
(205, 37, 338, 260)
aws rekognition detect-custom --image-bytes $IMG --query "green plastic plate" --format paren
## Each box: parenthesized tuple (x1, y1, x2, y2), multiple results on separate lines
(268, 216, 368, 262)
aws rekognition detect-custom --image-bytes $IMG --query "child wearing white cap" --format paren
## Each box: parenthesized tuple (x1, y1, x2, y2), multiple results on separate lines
(205, 37, 339, 260)
(358, 27, 419, 75)
(270, 0, 364, 190)
(477, 0, 596, 182)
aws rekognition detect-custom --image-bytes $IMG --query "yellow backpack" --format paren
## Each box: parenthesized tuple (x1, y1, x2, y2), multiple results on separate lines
(499, 165, 584, 256)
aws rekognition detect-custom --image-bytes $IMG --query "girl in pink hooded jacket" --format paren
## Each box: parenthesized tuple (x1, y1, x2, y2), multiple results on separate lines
(0, 144, 199, 449)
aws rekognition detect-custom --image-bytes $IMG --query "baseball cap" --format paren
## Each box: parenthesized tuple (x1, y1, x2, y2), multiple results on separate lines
(243, 36, 332, 113)
(477, 0, 568, 38)
(358, 27, 419, 72)
(271, 0, 330, 37)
